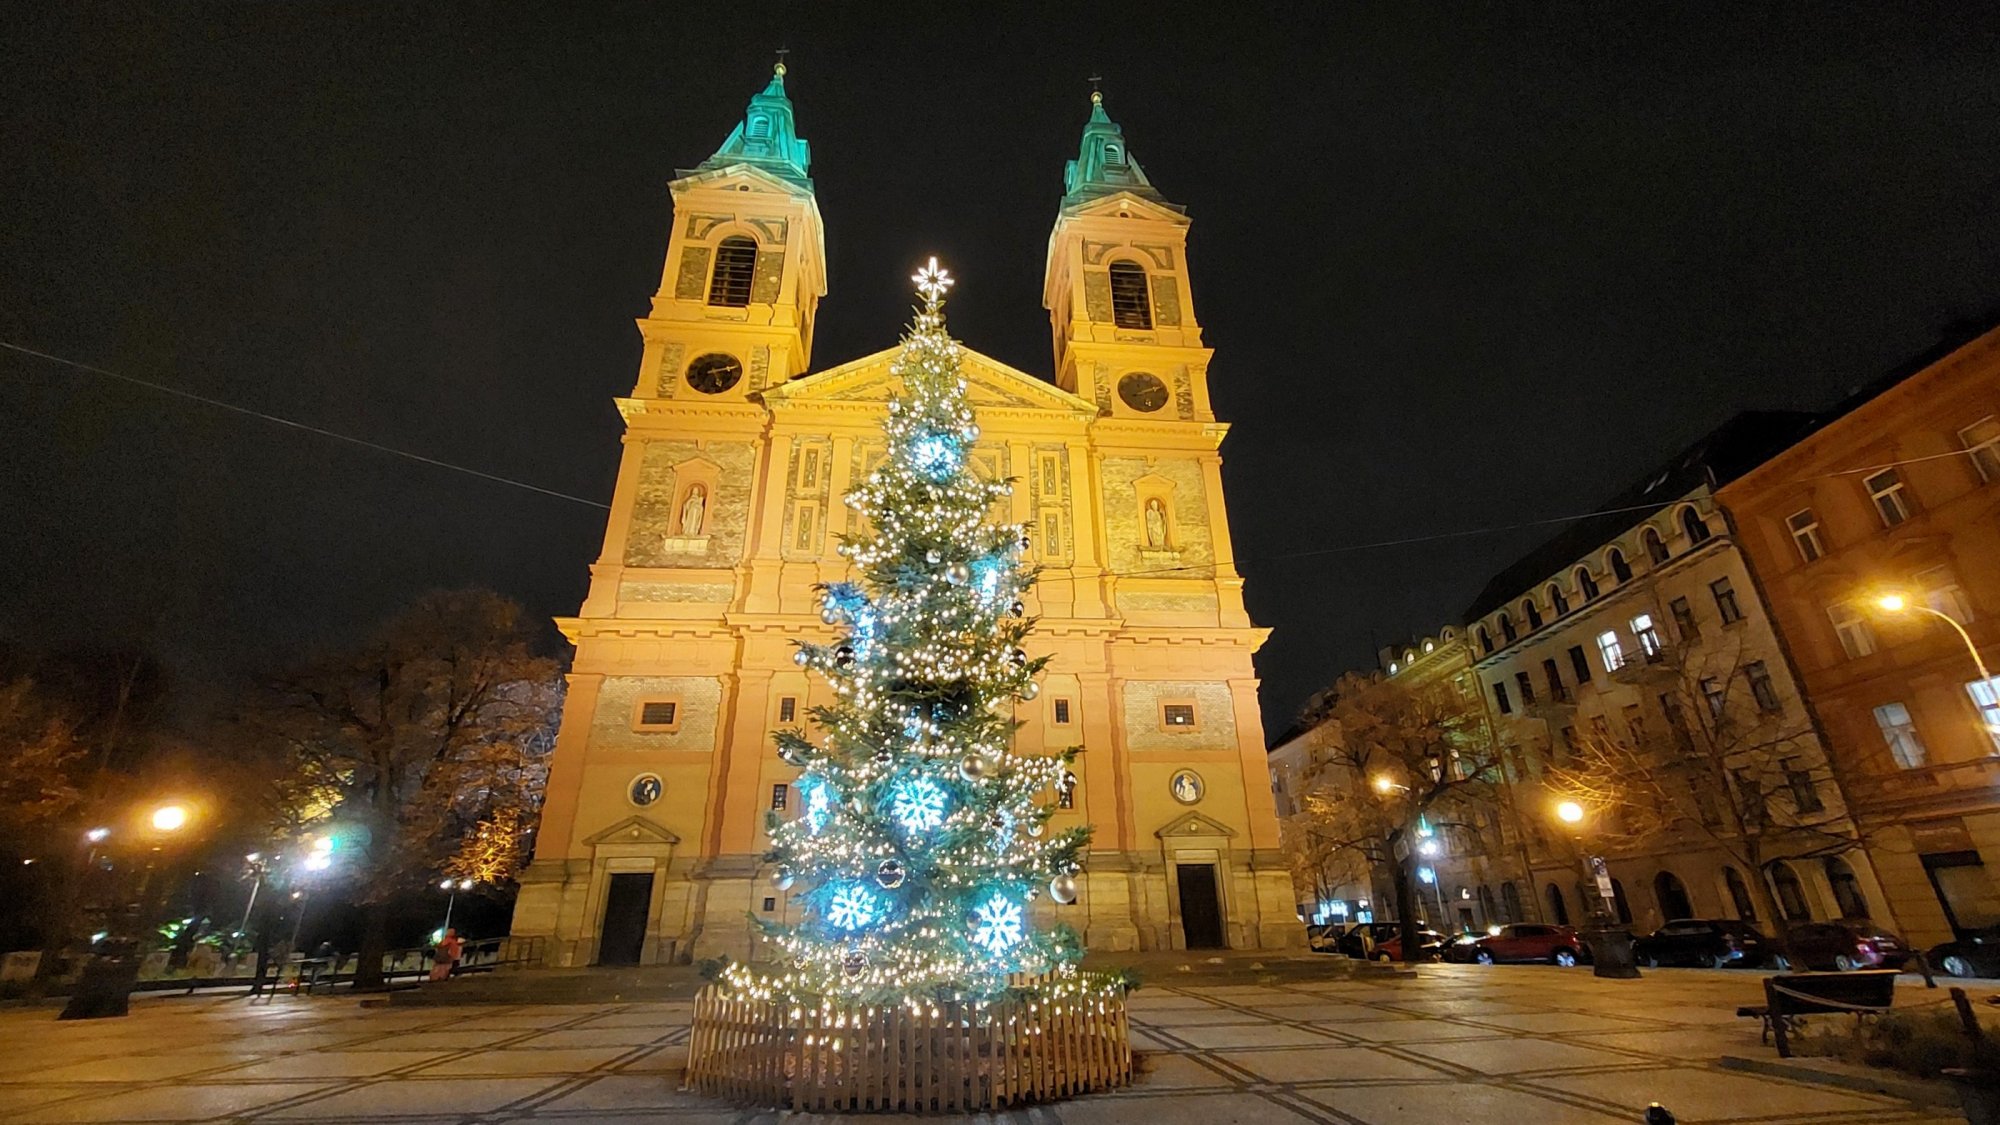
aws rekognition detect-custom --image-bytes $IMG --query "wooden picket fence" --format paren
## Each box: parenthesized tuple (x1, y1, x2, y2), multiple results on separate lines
(685, 982, 1131, 1112)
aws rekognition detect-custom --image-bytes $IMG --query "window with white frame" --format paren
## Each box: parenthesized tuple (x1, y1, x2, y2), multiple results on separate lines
(1964, 677, 2000, 753)
(1872, 702, 1927, 768)
(1864, 468, 1912, 527)
(1597, 629, 1625, 672)
(1786, 509, 1824, 563)
(1917, 565, 1974, 625)
(1631, 614, 1664, 661)
(1961, 416, 2000, 483)
(1828, 603, 1877, 659)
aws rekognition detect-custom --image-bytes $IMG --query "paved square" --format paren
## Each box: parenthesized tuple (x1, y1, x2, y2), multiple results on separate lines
(0, 962, 1970, 1123)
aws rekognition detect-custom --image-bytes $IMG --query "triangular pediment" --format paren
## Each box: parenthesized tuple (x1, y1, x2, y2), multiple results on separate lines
(764, 345, 1098, 415)
(1154, 811, 1238, 839)
(583, 815, 681, 848)
(1060, 190, 1189, 224)
(669, 162, 813, 200)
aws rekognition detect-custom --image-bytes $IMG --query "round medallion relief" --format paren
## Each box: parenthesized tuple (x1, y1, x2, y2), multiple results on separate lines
(1117, 372, 1169, 413)
(628, 773, 664, 808)
(685, 353, 743, 394)
(1169, 769, 1204, 805)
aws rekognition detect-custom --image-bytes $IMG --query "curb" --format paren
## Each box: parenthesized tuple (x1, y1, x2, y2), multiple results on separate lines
(1718, 1054, 1958, 1108)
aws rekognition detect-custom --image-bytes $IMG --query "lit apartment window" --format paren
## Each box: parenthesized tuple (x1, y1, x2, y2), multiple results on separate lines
(1515, 670, 1537, 706)
(1669, 596, 1700, 643)
(1745, 661, 1781, 713)
(1786, 509, 1824, 563)
(1964, 677, 2000, 753)
(1828, 603, 1877, 659)
(1631, 614, 1664, 662)
(1493, 681, 1513, 715)
(1597, 630, 1625, 672)
(1872, 702, 1927, 768)
(1864, 468, 1912, 527)
(1567, 644, 1592, 685)
(778, 696, 797, 723)
(1962, 416, 2000, 483)
(1917, 565, 1974, 625)
(1711, 578, 1744, 624)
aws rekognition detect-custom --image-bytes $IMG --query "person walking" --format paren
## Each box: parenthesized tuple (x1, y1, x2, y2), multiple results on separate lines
(428, 929, 462, 982)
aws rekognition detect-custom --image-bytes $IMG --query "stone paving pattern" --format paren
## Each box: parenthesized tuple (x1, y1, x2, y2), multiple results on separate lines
(0, 964, 1970, 1123)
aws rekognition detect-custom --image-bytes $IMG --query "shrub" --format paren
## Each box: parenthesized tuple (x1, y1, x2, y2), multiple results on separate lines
(1796, 1007, 2000, 1080)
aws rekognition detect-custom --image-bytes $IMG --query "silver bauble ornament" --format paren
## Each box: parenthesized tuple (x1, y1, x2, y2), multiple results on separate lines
(1028, 822, 1045, 838)
(946, 563, 970, 585)
(875, 859, 906, 889)
(793, 649, 812, 667)
(1009, 649, 1027, 667)
(1009, 600, 1026, 618)
(821, 605, 841, 624)
(773, 867, 795, 890)
(842, 948, 868, 978)
(1019, 533, 1032, 552)
(1020, 680, 1040, 700)
(834, 645, 856, 668)
(959, 754, 988, 782)
(966, 425, 980, 440)
(925, 549, 943, 565)
(1049, 872, 1078, 904)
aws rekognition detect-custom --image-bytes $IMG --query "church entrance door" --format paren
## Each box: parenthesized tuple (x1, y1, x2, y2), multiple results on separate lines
(598, 873, 654, 965)
(1176, 863, 1226, 949)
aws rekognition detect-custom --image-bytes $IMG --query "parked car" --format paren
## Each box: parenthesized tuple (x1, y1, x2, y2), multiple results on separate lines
(1306, 923, 1345, 953)
(1336, 922, 1404, 959)
(1928, 926, 2000, 978)
(1443, 932, 1487, 963)
(1633, 919, 1770, 969)
(1372, 928, 1450, 962)
(1467, 923, 1587, 967)
(1785, 920, 1909, 971)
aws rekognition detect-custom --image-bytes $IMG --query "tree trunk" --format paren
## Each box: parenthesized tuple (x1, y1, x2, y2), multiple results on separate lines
(1393, 850, 1420, 963)
(353, 901, 390, 991)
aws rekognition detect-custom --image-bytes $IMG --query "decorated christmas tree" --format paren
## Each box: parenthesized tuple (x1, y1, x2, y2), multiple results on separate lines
(717, 260, 1098, 1010)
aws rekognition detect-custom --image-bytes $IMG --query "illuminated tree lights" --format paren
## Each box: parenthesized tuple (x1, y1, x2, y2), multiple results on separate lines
(719, 258, 1106, 1008)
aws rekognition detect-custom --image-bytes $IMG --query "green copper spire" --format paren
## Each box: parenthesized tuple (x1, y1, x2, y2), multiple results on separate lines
(696, 62, 812, 188)
(1062, 91, 1163, 207)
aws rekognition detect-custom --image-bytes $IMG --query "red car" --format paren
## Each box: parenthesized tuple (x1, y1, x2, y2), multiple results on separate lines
(1372, 928, 1449, 962)
(1785, 921, 1909, 972)
(1469, 923, 1587, 967)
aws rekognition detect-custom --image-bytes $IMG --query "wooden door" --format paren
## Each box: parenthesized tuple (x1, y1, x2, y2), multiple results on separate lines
(598, 872, 654, 965)
(1176, 863, 1225, 949)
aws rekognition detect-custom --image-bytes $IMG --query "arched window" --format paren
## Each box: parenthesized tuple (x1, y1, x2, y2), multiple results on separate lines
(1546, 883, 1570, 926)
(1522, 599, 1543, 630)
(1724, 866, 1758, 921)
(1643, 527, 1669, 565)
(1825, 857, 1869, 919)
(1767, 861, 1812, 922)
(1654, 870, 1693, 920)
(1576, 566, 1601, 601)
(1498, 612, 1517, 643)
(1478, 626, 1493, 654)
(1681, 505, 1712, 545)
(1501, 881, 1523, 923)
(1108, 261, 1153, 329)
(1608, 548, 1633, 584)
(1547, 583, 1569, 616)
(707, 236, 758, 307)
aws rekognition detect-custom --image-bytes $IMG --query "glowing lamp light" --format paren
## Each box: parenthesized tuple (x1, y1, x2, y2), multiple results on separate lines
(85, 827, 110, 843)
(1488, 924, 1503, 936)
(1371, 776, 1395, 794)
(1876, 593, 1908, 613)
(304, 854, 332, 872)
(440, 878, 456, 890)
(151, 805, 189, 832)
(1418, 838, 1440, 857)
(1417, 866, 1436, 884)
(1556, 800, 1586, 825)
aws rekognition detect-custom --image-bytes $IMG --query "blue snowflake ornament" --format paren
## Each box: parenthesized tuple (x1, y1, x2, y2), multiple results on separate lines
(890, 778, 949, 834)
(969, 891, 1025, 955)
(825, 882, 883, 932)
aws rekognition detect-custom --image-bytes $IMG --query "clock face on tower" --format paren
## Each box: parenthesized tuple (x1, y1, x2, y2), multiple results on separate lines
(685, 353, 744, 394)
(1117, 371, 1169, 413)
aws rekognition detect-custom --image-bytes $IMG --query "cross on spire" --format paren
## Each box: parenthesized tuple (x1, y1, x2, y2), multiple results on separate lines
(1087, 73, 1103, 105)
(775, 47, 790, 76)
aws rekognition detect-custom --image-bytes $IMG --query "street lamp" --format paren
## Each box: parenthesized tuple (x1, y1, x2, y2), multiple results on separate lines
(150, 805, 188, 833)
(1556, 800, 1585, 825)
(1550, 797, 1640, 978)
(439, 878, 475, 934)
(1876, 593, 1993, 685)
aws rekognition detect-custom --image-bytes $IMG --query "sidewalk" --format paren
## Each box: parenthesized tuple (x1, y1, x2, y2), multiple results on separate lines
(0, 961, 1972, 1123)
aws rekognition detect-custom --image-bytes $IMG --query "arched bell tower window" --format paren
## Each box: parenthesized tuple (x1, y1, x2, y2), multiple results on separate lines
(1108, 261, 1153, 330)
(707, 236, 758, 307)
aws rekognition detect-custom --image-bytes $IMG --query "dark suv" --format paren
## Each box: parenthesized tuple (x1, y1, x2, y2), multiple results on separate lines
(1633, 919, 1769, 968)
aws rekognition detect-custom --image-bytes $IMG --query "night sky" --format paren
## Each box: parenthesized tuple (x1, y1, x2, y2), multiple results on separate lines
(4, 4, 1999, 734)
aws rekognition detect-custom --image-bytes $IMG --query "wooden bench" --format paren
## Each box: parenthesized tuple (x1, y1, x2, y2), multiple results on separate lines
(1736, 970, 1898, 1057)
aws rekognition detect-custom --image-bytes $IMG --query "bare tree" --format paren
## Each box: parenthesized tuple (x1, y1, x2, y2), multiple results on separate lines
(1542, 631, 1862, 935)
(1281, 672, 1501, 961)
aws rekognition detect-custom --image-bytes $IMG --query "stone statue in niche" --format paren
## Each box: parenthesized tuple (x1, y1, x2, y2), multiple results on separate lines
(1143, 497, 1169, 550)
(679, 485, 707, 537)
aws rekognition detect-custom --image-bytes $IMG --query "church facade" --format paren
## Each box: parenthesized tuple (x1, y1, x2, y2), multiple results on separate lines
(513, 67, 1303, 965)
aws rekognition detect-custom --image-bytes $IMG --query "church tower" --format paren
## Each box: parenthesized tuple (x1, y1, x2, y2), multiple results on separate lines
(514, 77, 1303, 968)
